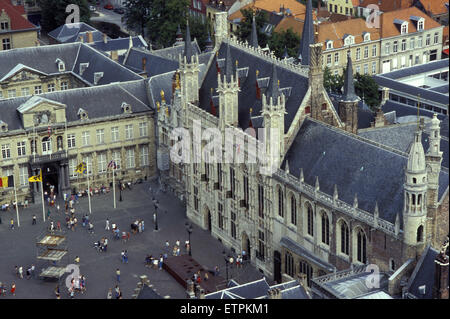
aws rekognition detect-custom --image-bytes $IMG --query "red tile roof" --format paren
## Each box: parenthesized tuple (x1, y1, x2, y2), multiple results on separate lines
(358, 0, 413, 12)
(0, 0, 37, 31)
(418, 0, 449, 16)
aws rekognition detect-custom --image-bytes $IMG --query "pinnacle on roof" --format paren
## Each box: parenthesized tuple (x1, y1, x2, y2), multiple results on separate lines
(224, 41, 235, 82)
(176, 24, 182, 38)
(341, 52, 359, 102)
(250, 13, 258, 48)
(298, 0, 314, 65)
(205, 30, 213, 52)
(184, 21, 194, 63)
(267, 63, 280, 104)
(407, 130, 426, 173)
(282, 46, 289, 59)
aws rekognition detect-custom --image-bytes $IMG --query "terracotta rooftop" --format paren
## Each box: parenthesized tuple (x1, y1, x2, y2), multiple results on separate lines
(0, 0, 37, 31)
(380, 6, 442, 39)
(358, 0, 413, 12)
(229, 0, 307, 21)
(317, 18, 380, 50)
(274, 15, 304, 35)
(418, 0, 449, 16)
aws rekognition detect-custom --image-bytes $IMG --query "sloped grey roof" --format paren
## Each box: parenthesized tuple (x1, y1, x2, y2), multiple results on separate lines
(0, 43, 142, 87)
(137, 285, 164, 299)
(199, 41, 309, 132)
(0, 81, 151, 132)
(381, 59, 449, 80)
(321, 272, 389, 299)
(151, 41, 201, 62)
(123, 47, 179, 78)
(407, 245, 440, 299)
(358, 121, 449, 169)
(48, 23, 105, 44)
(205, 278, 269, 299)
(90, 36, 148, 53)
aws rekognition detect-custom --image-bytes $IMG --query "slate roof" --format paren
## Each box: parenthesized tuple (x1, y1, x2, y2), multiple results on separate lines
(0, 81, 152, 132)
(198, 41, 309, 132)
(123, 47, 180, 78)
(380, 59, 449, 80)
(328, 93, 375, 129)
(150, 41, 201, 62)
(283, 117, 449, 226)
(90, 36, 148, 53)
(407, 245, 440, 299)
(374, 75, 449, 106)
(358, 121, 449, 168)
(205, 278, 269, 299)
(48, 23, 104, 44)
(0, 43, 142, 86)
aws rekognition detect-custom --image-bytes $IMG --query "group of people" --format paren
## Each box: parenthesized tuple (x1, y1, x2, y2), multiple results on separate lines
(107, 285, 122, 299)
(130, 219, 144, 234)
(0, 282, 15, 296)
(145, 254, 164, 270)
(67, 274, 87, 298)
(165, 239, 190, 257)
(14, 265, 35, 280)
(94, 237, 108, 252)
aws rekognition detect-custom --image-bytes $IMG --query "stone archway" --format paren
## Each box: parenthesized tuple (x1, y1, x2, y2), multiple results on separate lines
(241, 232, 251, 261)
(202, 205, 211, 233)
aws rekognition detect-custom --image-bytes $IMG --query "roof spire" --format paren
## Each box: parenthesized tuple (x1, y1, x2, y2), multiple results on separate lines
(250, 12, 258, 48)
(176, 24, 183, 44)
(298, 0, 314, 65)
(224, 41, 235, 82)
(341, 52, 359, 102)
(205, 29, 213, 52)
(282, 46, 289, 59)
(267, 63, 280, 104)
(184, 20, 194, 63)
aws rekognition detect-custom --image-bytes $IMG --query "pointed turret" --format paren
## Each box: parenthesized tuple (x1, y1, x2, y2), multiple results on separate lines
(374, 202, 379, 227)
(298, 0, 314, 65)
(333, 184, 338, 201)
(341, 53, 360, 102)
(129, 35, 133, 49)
(267, 63, 280, 105)
(282, 46, 289, 59)
(205, 30, 213, 52)
(184, 21, 194, 63)
(285, 160, 290, 174)
(250, 13, 258, 48)
(300, 168, 304, 182)
(224, 42, 235, 82)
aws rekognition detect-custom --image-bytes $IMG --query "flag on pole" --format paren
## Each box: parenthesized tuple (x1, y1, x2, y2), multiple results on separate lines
(107, 160, 117, 170)
(76, 162, 87, 174)
(0, 175, 14, 188)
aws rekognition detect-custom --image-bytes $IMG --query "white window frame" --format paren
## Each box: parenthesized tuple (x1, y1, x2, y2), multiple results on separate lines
(82, 155, 92, 174)
(17, 141, 26, 157)
(125, 124, 133, 139)
(82, 131, 90, 146)
(19, 165, 29, 186)
(140, 145, 149, 166)
(60, 81, 69, 90)
(69, 158, 77, 177)
(67, 134, 76, 148)
(112, 150, 122, 169)
(139, 122, 148, 137)
(372, 44, 377, 57)
(98, 153, 107, 173)
(8, 89, 16, 98)
(21, 87, 30, 96)
(96, 129, 105, 144)
(126, 148, 135, 168)
(356, 48, 361, 60)
(111, 127, 119, 142)
(2, 143, 11, 159)
(372, 61, 377, 74)
(34, 85, 42, 95)
(47, 83, 55, 92)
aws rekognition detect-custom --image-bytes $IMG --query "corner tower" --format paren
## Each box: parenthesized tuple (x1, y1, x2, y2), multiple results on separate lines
(339, 53, 360, 134)
(179, 21, 200, 106)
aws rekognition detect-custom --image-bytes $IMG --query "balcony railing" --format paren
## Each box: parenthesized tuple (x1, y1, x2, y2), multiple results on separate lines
(29, 151, 67, 165)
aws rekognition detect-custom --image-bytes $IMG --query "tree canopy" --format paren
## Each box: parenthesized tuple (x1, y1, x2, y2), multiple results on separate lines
(234, 8, 268, 48)
(354, 73, 381, 111)
(38, 0, 90, 31)
(267, 29, 300, 59)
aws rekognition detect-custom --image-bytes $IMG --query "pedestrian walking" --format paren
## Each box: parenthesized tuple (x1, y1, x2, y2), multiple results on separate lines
(158, 254, 163, 270)
(30, 265, 35, 278)
(26, 267, 31, 279)
(55, 285, 60, 299)
(10, 218, 14, 230)
(107, 288, 112, 299)
(57, 221, 61, 231)
(165, 240, 170, 251)
(104, 238, 108, 252)
(57, 204, 60, 213)
(176, 239, 180, 247)
(74, 256, 80, 264)
(115, 285, 120, 299)
(123, 250, 128, 264)
(32, 215, 37, 225)
(105, 218, 110, 231)
(121, 250, 125, 263)
(214, 266, 219, 276)
(116, 269, 120, 282)
(141, 220, 144, 232)
(18, 266, 23, 279)
(10, 283, 16, 296)
(204, 272, 209, 282)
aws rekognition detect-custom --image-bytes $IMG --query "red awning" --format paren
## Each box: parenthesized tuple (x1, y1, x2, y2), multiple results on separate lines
(443, 48, 449, 55)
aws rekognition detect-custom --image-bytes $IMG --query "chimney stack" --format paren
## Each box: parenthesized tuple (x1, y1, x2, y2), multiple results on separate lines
(103, 33, 108, 44)
(110, 50, 118, 62)
(142, 57, 147, 71)
(79, 35, 84, 43)
(86, 31, 94, 43)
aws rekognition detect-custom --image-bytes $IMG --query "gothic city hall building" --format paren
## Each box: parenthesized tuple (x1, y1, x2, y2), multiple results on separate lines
(0, 0, 448, 288)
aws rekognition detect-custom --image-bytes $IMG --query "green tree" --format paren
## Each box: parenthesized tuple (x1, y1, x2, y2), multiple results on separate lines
(146, 0, 190, 49)
(38, 0, 90, 32)
(354, 73, 380, 111)
(234, 8, 268, 48)
(188, 17, 210, 52)
(267, 28, 300, 59)
(323, 66, 344, 94)
(124, 0, 154, 38)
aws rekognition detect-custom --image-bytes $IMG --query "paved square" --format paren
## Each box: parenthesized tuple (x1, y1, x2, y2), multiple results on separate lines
(0, 180, 266, 299)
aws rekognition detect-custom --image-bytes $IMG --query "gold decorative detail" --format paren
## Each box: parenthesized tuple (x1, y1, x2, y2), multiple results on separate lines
(256, 70, 259, 76)
(165, 106, 169, 117)
(160, 89, 165, 102)
(175, 72, 180, 90)
(278, 80, 280, 87)
(156, 101, 160, 112)
(235, 60, 238, 67)
(249, 107, 253, 114)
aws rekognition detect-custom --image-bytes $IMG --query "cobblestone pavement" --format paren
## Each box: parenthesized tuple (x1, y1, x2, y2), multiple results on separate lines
(0, 180, 266, 299)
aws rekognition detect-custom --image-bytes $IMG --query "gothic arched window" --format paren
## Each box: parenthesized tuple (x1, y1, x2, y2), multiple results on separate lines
(321, 212, 330, 245)
(340, 220, 349, 255)
(417, 225, 424, 243)
(278, 188, 284, 218)
(299, 261, 313, 287)
(285, 252, 294, 277)
(291, 196, 297, 225)
(307, 203, 314, 236)
(357, 229, 367, 264)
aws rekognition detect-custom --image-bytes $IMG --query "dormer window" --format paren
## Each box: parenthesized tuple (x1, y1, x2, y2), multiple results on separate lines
(79, 63, 89, 76)
(93, 72, 104, 85)
(55, 58, 65, 72)
(121, 102, 132, 114)
(363, 32, 370, 42)
(343, 35, 354, 46)
(418, 19, 424, 31)
(0, 21, 9, 30)
(326, 40, 333, 50)
(77, 108, 88, 120)
(401, 22, 408, 34)
(0, 121, 7, 133)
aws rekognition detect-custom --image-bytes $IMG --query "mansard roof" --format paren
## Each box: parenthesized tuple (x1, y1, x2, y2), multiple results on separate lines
(284, 117, 449, 227)
(0, 80, 151, 132)
(198, 41, 309, 132)
(122, 47, 179, 78)
(151, 41, 201, 62)
(0, 43, 142, 86)
(48, 22, 105, 44)
(90, 35, 148, 53)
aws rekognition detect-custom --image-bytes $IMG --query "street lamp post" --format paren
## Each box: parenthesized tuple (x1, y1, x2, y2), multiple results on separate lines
(223, 251, 234, 282)
(185, 223, 193, 256)
(153, 198, 159, 231)
(119, 180, 123, 202)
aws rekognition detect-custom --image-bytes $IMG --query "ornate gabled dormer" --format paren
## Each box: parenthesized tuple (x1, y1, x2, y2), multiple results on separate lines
(77, 108, 88, 120)
(79, 62, 89, 76)
(121, 102, 132, 114)
(362, 32, 370, 42)
(410, 16, 425, 31)
(55, 58, 65, 72)
(343, 34, 354, 46)
(17, 96, 66, 129)
(325, 40, 333, 50)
